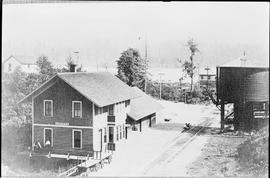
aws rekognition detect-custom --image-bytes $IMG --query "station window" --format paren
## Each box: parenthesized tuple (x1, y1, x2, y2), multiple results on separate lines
(104, 127, 107, 143)
(44, 100, 53, 117)
(109, 127, 114, 143)
(108, 105, 114, 115)
(116, 126, 119, 141)
(72, 130, 82, 149)
(72, 101, 82, 118)
(44, 128, 53, 147)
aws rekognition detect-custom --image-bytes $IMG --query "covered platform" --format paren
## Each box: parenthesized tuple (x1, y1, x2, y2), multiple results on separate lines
(127, 87, 163, 132)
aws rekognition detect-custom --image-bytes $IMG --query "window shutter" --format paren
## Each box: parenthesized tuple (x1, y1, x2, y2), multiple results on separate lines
(80, 102, 82, 117)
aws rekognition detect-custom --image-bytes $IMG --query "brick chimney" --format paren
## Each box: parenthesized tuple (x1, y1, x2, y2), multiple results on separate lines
(70, 64, 76, 72)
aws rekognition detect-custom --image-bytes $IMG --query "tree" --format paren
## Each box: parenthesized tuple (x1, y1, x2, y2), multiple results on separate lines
(178, 39, 199, 92)
(36, 55, 57, 84)
(186, 39, 199, 91)
(58, 55, 85, 72)
(116, 48, 148, 90)
(2, 67, 33, 124)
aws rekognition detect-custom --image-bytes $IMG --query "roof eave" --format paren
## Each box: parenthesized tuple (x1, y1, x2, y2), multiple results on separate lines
(17, 74, 59, 105)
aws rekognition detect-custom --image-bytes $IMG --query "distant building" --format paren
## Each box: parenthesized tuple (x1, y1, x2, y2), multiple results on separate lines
(216, 55, 269, 132)
(2, 55, 38, 73)
(199, 67, 216, 91)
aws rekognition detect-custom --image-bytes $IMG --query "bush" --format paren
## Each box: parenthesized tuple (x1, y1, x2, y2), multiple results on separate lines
(2, 123, 32, 165)
(237, 126, 269, 176)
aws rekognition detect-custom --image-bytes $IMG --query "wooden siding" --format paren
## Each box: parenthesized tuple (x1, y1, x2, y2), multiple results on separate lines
(234, 102, 268, 132)
(217, 67, 269, 103)
(243, 71, 269, 102)
(34, 126, 93, 151)
(33, 79, 93, 126)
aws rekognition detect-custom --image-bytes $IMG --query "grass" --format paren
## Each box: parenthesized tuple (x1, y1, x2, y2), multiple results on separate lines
(187, 133, 268, 177)
(2, 151, 78, 176)
(187, 136, 246, 177)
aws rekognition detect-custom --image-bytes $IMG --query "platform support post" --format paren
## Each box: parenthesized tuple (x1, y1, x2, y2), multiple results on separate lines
(221, 100, 225, 132)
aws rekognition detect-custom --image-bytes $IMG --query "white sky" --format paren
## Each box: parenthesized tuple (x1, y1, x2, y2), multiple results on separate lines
(2, 2, 269, 68)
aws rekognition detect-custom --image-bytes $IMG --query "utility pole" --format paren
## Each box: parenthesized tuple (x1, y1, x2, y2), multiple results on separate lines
(179, 77, 183, 102)
(139, 34, 148, 94)
(205, 66, 210, 90)
(144, 35, 148, 94)
(158, 72, 164, 100)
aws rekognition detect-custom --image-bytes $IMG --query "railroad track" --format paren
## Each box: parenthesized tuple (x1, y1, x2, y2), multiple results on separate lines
(141, 118, 213, 175)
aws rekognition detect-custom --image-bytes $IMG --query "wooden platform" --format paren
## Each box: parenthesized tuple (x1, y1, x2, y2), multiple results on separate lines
(78, 152, 112, 168)
(30, 148, 94, 160)
(58, 152, 113, 177)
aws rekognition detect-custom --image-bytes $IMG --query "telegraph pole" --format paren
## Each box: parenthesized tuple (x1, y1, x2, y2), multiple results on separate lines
(205, 66, 210, 90)
(158, 72, 164, 99)
(144, 35, 148, 93)
(139, 34, 148, 93)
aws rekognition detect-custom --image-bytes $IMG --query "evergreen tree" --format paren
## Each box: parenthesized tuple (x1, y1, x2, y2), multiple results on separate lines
(116, 48, 148, 90)
(36, 55, 57, 84)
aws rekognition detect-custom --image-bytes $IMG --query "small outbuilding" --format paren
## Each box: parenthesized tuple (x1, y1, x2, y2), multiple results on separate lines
(127, 87, 163, 132)
(216, 55, 269, 132)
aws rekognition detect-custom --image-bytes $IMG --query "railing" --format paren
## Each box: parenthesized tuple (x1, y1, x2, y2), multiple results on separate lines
(107, 115, 115, 122)
(58, 166, 78, 177)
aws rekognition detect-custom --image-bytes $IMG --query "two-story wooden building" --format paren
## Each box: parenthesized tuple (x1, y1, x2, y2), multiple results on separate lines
(19, 72, 139, 160)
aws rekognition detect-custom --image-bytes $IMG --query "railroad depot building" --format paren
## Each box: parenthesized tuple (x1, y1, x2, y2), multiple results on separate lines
(19, 72, 141, 160)
(127, 87, 163, 132)
(216, 56, 269, 132)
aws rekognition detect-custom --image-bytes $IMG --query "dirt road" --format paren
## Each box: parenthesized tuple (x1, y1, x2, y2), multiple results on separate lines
(139, 117, 213, 176)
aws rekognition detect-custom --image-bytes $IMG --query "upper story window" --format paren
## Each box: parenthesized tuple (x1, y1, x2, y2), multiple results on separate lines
(44, 100, 53, 117)
(72, 101, 82, 118)
(108, 105, 114, 116)
(8, 63, 12, 72)
(103, 106, 108, 113)
(125, 100, 130, 107)
(94, 105, 102, 115)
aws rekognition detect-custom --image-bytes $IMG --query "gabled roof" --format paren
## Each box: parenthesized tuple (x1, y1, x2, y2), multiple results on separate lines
(19, 72, 140, 107)
(128, 87, 164, 120)
(3, 55, 37, 65)
(199, 66, 216, 75)
(219, 55, 269, 68)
